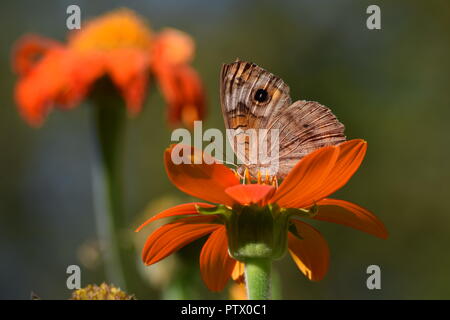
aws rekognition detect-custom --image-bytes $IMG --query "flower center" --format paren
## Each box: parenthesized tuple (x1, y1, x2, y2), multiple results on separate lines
(256, 170, 278, 187)
(69, 9, 152, 52)
(236, 168, 278, 187)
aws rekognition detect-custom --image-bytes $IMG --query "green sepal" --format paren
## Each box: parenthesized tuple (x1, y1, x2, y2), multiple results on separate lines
(226, 204, 290, 262)
(281, 203, 318, 219)
(195, 204, 232, 217)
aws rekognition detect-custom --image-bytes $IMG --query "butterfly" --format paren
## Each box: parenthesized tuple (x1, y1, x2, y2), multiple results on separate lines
(220, 59, 346, 180)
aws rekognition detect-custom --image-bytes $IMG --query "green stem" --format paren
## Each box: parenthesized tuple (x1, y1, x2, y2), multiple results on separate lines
(90, 78, 135, 292)
(245, 258, 272, 300)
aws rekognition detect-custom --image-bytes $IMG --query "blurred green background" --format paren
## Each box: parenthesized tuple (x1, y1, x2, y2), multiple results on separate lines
(1, 0, 450, 299)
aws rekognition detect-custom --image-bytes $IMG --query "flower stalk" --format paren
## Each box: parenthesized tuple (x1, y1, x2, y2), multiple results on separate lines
(244, 258, 272, 300)
(90, 78, 133, 292)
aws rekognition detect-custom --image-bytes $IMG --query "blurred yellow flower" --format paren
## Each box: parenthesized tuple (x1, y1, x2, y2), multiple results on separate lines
(71, 283, 135, 300)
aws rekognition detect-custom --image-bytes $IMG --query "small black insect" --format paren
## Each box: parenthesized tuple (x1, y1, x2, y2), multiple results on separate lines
(254, 89, 269, 103)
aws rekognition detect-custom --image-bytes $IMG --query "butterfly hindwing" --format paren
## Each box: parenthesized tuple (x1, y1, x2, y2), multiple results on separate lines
(267, 100, 346, 178)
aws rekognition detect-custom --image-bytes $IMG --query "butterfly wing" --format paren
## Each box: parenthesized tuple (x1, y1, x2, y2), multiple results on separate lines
(266, 100, 346, 178)
(220, 60, 291, 131)
(220, 60, 292, 171)
(220, 60, 345, 179)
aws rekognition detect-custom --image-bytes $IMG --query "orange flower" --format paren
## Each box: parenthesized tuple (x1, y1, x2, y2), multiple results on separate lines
(12, 9, 205, 127)
(151, 29, 206, 128)
(136, 139, 388, 292)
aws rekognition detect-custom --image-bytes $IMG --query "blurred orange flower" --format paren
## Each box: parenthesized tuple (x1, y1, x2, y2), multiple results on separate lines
(12, 8, 205, 127)
(136, 139, 388, 292)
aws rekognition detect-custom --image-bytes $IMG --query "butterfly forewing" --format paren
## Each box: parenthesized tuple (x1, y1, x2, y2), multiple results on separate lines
(220, 60, 291, 131)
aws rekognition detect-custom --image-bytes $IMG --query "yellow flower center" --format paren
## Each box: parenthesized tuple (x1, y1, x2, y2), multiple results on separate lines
(69, 9, 152, 52)
(235, 168, 278, 187)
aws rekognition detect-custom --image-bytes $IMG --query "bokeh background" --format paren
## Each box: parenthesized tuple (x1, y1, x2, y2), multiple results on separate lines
(1, 0, 450, 299)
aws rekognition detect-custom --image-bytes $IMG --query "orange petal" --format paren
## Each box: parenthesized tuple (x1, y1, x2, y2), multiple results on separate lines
(225, 184, 275, 206)
(153, 64, 205, 128)
(142, 216, 220, 265)
(13, 35, 61, 75)
(58, 51, 104, 108)
(135, 202, 215, 232)
(14, 48, 105, 126)
(271, 146, 339, 208)
(199, 226, 236, 292)
(273, 139, 367, 208)
(14, 48, 69, 126)
(151, 28, 201, 128)
(105, 48, 150, 114)
(231, 261, 245, 283)
(308, 140, 367, 204)
(288, 220, 330, 281)
(164, 145, 239, 205)
(176, 66, 206, 127)
(315, 198, 388, 239)
(152, 28, 195, 66)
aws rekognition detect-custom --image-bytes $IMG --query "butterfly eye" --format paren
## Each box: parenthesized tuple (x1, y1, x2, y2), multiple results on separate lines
(254, 89, 269, 103)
